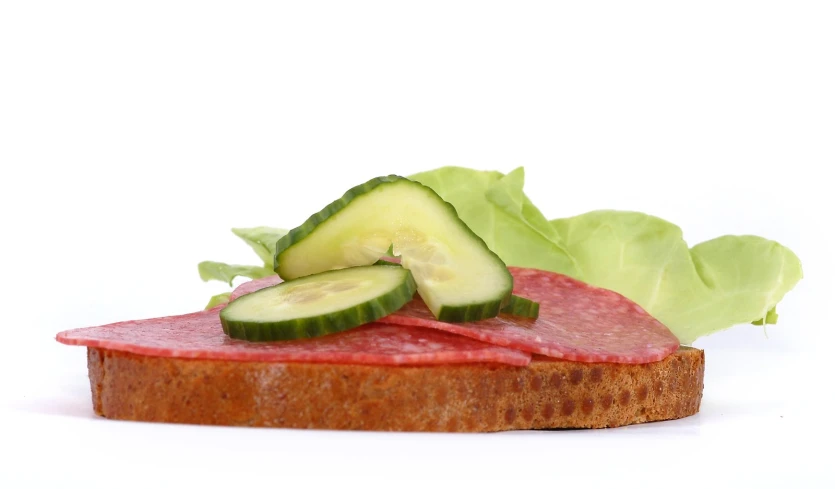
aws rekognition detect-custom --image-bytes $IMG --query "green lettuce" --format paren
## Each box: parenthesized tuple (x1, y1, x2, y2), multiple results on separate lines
(231, 227, 288, 267)
(752, 307, 778, 326)
(197, 261, 274, 286)
(410, 167, 802, 345)
(197, 227, 286, 308)
(550, 211, 802, 344)
(205, 292, 231, 309)
(409, 167, 579, 276)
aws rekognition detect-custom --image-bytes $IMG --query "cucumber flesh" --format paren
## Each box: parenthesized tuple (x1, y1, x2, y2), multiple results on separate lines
(275, 176, 513, 323)
(371, 261, 536, 319)
(373, 262, 537, 319)
(501, 295, 540, 319)
(219, 265, 417, 341)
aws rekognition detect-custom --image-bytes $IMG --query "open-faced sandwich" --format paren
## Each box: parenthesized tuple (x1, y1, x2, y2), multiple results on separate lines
(56, 166, 802, 432)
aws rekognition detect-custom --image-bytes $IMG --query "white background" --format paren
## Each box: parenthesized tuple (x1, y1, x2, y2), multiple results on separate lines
(1, 1, 833, 487)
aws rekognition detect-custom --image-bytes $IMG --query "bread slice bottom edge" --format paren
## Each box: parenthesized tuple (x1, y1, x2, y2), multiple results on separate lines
(86, 346, 705, 433)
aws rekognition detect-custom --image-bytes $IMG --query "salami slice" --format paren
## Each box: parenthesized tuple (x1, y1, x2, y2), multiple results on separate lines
(379, 267, 680, 363)
(55, 308, 531, 366)
(221, 267, 680, 364)
(229, 274, 282, 301)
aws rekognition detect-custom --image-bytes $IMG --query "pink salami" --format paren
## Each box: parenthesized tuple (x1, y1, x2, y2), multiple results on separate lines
(379, 267, 680, 363)
(229, 275, 282, 301)
(55, 308, 531, 366)
(221, 267, 680, 364)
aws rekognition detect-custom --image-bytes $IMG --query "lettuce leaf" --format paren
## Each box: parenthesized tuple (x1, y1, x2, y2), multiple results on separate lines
(231, 227, 288, 266)
(550, 211, 803, 344)
(197, 261, 274, 286)
(196, 227, 287, 307)
(752, 307, 779, 326)
(205, 292, 231, 309)
(409, 166, 579, 276)
(409, 166, 801, 344)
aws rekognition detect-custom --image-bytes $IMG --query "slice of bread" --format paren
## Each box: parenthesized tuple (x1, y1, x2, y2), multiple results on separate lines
(85, 346, 704, 432)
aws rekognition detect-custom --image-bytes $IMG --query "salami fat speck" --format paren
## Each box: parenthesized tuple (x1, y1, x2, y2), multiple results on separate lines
(55, 308, 531, 366)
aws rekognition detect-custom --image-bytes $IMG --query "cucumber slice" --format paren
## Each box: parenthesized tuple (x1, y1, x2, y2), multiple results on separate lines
(275, 175, 513, 323)
(501, 295, 540, 319)
(220, 265, 417, 341)
(370, 261, 536, 319)
(372, 260, 536, 318)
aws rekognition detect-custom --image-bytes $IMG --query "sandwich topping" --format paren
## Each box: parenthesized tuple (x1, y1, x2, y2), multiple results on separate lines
(378, 266, 679, 363)
(233, 267, 680, 364)
(273, 175, 514, 323)
(57, 168, 802, 368)
(54, 262, 676, 365)
(219, 265, 417, 341)
(55, 310, 531, 366)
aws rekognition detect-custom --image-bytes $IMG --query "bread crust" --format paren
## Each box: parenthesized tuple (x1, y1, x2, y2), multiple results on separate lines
(86, 346, 704, 432)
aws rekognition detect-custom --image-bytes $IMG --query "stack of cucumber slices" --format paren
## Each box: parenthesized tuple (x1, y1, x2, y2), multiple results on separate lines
(220, 175, 540, 341)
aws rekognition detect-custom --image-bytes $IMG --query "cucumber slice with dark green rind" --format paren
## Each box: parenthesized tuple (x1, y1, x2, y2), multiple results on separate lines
(434, 301, 506, 323)
(370, 262, 534, 319)
(501, 295, 540, 319)
(373, 261, 536, 319)
(274, 175, 513, 323)
(219, 265, 417, 341)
